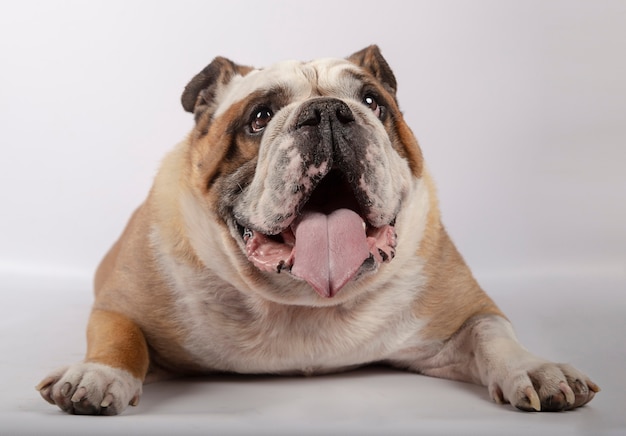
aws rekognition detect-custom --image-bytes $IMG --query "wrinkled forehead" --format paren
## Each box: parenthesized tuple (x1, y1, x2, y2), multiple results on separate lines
(214, 58, 363, 116)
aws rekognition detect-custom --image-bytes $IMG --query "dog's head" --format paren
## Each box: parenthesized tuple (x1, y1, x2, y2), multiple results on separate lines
(180, 45, 424, 304)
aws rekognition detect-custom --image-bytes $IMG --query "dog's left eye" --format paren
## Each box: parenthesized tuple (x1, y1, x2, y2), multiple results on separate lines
(251, 107, 273, 133)
(363, 94, 381, 118)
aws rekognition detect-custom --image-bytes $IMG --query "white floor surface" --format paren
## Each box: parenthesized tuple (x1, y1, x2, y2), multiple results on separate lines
(1, 272, 624, 435)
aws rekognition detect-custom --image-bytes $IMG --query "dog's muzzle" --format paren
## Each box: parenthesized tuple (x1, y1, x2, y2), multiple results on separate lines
(237, 98, 398, 298)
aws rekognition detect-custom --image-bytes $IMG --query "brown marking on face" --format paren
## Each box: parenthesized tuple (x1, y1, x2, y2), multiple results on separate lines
(181, 56, 253, 116)
(347, 45, 398, 96)
(413, 172, 505, 341)
(392, 115, 424, 178)
(190, 98, 261, 198)
(85, 309, 149, 380)
(344, 57, 423, 179)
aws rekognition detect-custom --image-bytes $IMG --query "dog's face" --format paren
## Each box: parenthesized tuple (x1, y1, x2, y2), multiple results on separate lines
(179, 46, 424, 305)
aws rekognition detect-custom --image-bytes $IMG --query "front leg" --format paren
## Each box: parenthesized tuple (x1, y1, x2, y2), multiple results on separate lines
(36, 309, 149, 415)
(393, 315, 599, 411)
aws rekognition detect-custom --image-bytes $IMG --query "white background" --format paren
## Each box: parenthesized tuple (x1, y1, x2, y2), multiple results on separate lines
(1, 0, 624, 282)
(1, 1, 625, 434)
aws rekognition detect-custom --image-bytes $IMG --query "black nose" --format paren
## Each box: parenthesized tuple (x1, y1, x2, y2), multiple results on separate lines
(296, 98, 355, 129)
(292, 97, 364, 176)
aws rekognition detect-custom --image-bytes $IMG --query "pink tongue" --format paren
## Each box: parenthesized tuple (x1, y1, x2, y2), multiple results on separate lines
(291, 209, 370, 297)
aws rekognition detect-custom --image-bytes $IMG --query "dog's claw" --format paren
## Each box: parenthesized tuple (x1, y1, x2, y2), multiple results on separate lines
(130, 394, 140, 407)
(517, 386, 541, 412)
(60, 382, 72, 397)
(71, 386, 88, 403)
(100, 393, 113, 408)
(559, 381, 576, 406)
(36, 377, 56, 405)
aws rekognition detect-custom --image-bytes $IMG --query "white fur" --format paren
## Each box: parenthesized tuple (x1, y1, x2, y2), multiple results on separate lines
(388, 315, 585, 411)
(214, 58, 360, 118)
(155, 175, 432, 375)
(39, 362, 141, 414)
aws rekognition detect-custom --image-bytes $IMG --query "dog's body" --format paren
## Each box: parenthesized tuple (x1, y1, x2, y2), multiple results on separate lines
(37, 46, 598, 415)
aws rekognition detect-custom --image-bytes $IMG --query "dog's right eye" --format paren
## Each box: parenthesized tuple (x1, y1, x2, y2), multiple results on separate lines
(250, 107, 273, 133)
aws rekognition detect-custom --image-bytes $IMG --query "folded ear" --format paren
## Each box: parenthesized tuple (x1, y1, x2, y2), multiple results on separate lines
(347, 45, 397, 96)
(181, 57, 253, 116)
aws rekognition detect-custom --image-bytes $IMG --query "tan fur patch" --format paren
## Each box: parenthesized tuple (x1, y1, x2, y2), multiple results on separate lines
(414, 172, 505, 340)
(92, 194, 205, 375)
(85, 309, 149, 380)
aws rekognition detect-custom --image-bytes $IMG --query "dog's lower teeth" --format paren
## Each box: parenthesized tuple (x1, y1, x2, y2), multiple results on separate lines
(243, 227, 253, 241)
(277, 260, 291, 273)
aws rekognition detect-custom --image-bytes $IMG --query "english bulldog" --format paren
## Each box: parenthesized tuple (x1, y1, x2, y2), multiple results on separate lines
(37, 45, 599, 415)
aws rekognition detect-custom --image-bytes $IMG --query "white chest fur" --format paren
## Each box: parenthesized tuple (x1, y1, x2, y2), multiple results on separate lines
(166, 267, 427, 375)
(152, 175, 431, 375)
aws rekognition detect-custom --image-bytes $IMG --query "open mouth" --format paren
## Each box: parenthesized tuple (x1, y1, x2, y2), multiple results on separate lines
(236, 171, 397, 298)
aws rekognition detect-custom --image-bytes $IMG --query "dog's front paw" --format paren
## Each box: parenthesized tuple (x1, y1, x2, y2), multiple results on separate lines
(36, 362, 142, 415)
(489, 361, 600, 412)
